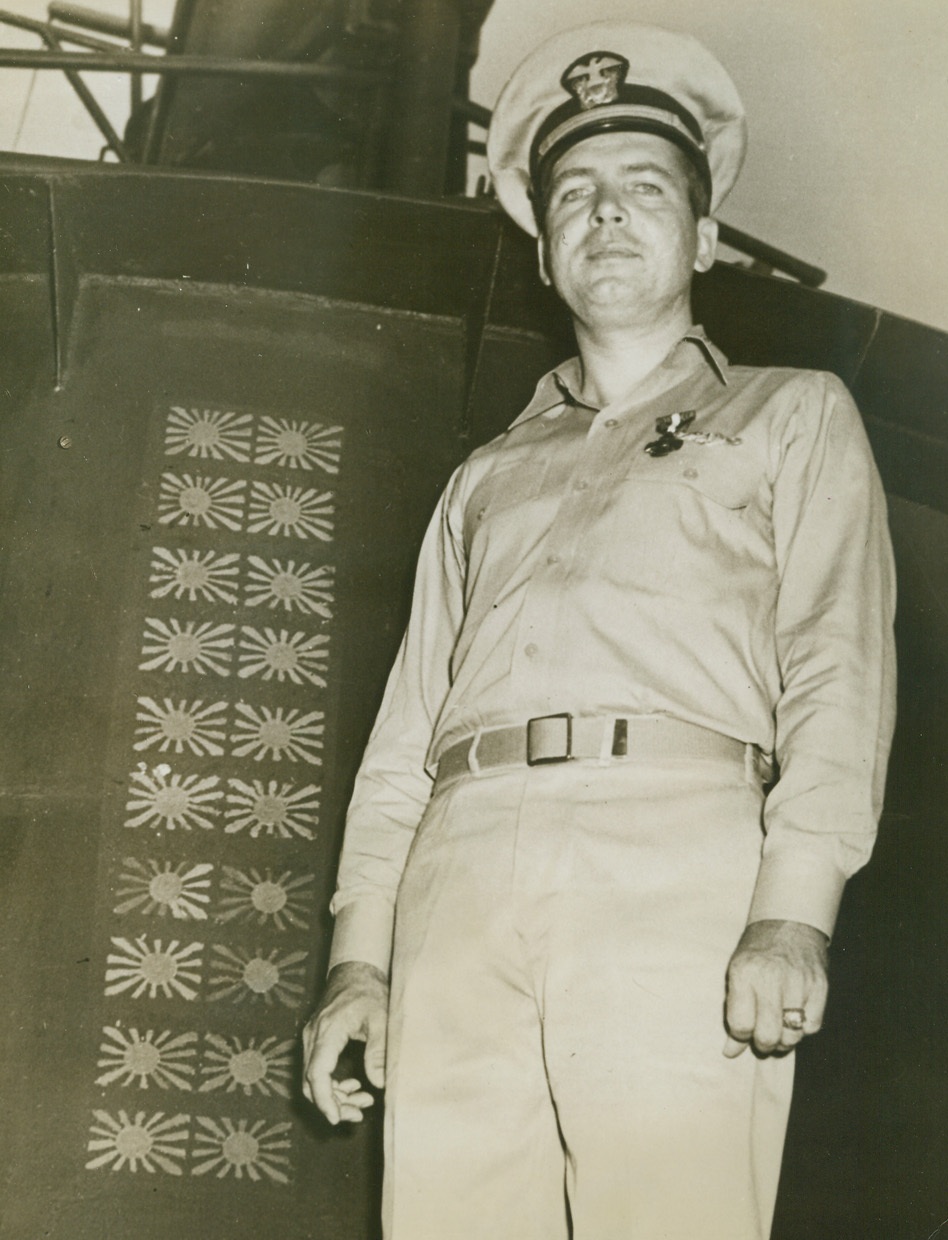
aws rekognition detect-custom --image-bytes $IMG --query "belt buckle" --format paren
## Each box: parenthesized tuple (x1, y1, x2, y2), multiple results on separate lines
(526, 713, 572, 765)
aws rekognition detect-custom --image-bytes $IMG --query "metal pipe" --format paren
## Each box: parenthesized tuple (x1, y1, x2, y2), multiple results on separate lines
(386, 0, 461, 197)
(453, 95, 491, 129)
(717, 222, 826, 288)
(129, 0, 142, 111)
(48, 2, 168, 48)
(47, 23, 137, 52)
(0, 46, 389, 80)
(129, 0, 142, 48)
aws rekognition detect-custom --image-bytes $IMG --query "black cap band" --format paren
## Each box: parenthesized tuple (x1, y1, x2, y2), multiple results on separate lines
(530, 83, 712, 201)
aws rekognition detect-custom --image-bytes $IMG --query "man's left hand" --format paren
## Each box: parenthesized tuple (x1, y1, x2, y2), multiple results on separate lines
(724, 919, 829, 1057)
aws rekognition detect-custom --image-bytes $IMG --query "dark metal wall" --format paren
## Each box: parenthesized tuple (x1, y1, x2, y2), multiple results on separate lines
(136, 0, 495, 194)
(0, 164, 945, 1240)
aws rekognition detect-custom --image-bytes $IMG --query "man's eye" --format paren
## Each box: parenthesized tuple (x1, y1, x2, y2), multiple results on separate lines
(558, 185, 591, 203)
(633, 181, 662, 195)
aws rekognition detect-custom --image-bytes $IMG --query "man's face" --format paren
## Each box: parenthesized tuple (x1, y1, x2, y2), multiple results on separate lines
(537, 131, 717, 331)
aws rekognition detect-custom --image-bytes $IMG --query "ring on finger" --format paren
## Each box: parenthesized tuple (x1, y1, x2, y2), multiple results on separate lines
(781, 1007, 806, 1032)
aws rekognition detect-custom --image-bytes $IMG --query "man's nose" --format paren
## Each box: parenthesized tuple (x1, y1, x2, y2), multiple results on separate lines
(591, 189, 627, 224)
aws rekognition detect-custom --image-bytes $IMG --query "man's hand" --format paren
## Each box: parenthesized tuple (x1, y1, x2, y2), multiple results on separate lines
(302, 961, 389, 1124)
(724, 919, 829, 1057)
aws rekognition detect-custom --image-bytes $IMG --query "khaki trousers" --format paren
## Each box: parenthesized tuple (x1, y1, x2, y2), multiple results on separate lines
(383, 758, 794, 1240)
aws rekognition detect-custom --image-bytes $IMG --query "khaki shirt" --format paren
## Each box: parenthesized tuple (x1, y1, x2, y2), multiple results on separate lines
(330, 330, 897, 974)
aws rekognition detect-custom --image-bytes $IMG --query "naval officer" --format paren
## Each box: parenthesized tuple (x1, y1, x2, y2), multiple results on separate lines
(303, 21, 896, 1239)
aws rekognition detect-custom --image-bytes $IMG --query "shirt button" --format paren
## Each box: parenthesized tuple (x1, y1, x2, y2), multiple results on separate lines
(604, 418, 618, 428)
(684, 467, 699, 480)
(574, 479, 589, 492)
(476, 506, 487, 520)
(546, 554, 560, 566)
(524, 643, 539, 658)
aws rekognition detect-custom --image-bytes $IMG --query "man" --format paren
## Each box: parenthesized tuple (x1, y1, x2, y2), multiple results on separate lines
(303, 21, 896, 1240)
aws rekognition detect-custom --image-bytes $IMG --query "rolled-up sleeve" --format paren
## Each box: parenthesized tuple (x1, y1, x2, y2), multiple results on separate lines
(748, 372, 897, 938)
(328, 466, 469, 975)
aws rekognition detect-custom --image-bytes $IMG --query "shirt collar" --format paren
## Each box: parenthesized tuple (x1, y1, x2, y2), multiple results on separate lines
(511, 327, 729, 427)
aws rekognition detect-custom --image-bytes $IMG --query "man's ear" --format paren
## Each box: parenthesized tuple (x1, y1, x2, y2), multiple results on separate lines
(694, 217, 718, 274)
(537, 233, 552, 287)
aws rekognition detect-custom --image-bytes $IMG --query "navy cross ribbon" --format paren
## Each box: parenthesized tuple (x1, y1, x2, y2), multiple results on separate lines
(644, 410, 743, 455)
(644, 410, 696, 457)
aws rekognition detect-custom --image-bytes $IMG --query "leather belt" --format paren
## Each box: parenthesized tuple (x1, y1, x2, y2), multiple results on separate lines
(435, 713, 750, 784)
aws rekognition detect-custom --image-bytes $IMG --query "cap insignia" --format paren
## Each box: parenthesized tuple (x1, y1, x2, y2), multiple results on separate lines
(562, 51, 629, 111)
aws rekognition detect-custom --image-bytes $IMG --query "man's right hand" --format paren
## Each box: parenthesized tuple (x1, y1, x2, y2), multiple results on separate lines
(302, 961, 390, 1125)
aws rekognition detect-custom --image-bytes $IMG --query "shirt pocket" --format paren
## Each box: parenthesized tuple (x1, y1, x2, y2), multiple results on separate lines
(625, 447, 761, 511)
(605, 450, 767, 599)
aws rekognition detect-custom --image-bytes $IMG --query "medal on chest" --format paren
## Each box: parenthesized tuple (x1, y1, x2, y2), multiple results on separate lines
(644, 410, 743, 457)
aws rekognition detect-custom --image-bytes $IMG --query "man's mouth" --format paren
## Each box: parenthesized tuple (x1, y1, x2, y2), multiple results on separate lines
(586, 244, 640, 261)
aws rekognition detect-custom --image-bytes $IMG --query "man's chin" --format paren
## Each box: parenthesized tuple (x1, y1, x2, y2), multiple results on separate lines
(581, 274, 646, 305)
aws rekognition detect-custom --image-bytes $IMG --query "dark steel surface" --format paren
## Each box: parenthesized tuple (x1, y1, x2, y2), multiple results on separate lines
(386, 0, 461, 196)
(136, 0, 495, 189)
(0, 173, 479, 1240)
(140, 0, 196, 165)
